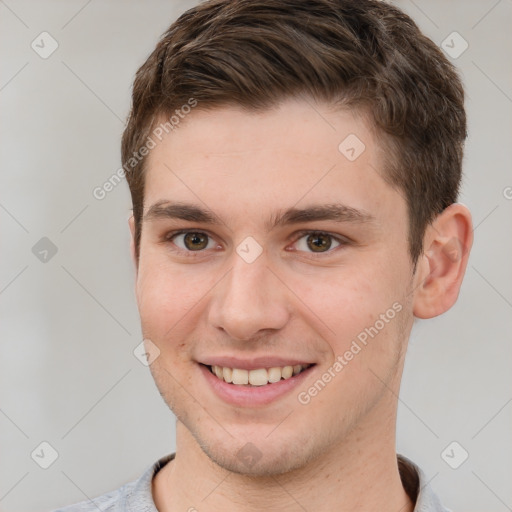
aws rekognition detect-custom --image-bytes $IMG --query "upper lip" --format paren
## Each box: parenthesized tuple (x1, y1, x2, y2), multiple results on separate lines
(198, 356, 315, 371)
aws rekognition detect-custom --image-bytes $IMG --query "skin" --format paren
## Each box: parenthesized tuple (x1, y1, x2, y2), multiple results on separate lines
(128, 98, 473, 511)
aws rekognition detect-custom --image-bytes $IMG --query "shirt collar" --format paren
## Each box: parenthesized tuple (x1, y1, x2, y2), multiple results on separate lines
(127, 453, 449, 512)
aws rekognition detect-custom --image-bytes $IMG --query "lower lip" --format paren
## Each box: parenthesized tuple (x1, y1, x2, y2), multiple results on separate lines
(199, 363, 315, 407)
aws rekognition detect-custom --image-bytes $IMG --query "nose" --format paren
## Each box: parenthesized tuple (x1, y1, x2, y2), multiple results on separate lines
(207, 251, 290, 342)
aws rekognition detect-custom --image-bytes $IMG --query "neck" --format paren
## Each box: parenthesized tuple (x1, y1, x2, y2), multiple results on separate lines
(153, 409, 414, 512)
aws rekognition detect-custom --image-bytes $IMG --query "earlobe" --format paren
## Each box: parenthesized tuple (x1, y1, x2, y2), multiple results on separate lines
(413, 203, 473, 319)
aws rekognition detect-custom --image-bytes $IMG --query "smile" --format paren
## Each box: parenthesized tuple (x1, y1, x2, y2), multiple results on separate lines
(209, 364, 313, 386)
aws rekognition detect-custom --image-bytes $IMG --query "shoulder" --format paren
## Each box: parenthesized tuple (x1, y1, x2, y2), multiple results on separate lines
(50, 481, 132, 512)
(397, 454, 452, 512)
(50, 454, 175, 512)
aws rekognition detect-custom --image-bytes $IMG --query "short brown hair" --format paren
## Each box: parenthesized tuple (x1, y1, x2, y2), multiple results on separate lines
(121, 0, 466, 267)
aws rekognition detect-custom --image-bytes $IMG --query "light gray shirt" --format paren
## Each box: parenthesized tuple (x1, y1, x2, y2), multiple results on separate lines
(52, 453, 450, 511)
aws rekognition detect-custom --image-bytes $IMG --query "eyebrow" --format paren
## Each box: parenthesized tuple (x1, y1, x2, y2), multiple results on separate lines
(143, 200, 376, 230)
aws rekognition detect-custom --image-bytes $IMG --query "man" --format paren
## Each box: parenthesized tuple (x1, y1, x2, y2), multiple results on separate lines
(56, 0, 473, 510)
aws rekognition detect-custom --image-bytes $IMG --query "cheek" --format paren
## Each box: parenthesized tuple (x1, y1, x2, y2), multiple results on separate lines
(294, 267, 382, 334)
(293, 255, 407, 357)
(136, 258, 204, 340)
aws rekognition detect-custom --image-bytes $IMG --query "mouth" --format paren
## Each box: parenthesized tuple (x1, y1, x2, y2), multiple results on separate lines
(206, 363, 313, 386)
(198, 361, 316, 407)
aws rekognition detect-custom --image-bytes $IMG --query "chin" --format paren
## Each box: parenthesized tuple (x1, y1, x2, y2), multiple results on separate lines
(203, 443, 310, 477)
(189, 424, 320, 477)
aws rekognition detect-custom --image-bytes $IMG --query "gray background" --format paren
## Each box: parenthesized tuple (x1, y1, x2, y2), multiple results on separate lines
(0, 1, 511, 511)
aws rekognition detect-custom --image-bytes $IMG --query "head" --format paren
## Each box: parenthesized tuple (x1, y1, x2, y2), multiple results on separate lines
(123, 0, 472, 476)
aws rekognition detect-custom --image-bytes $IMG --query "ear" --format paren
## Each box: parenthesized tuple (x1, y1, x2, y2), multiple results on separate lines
(128, 214, 138, 275)
(412, 203, 473, 319)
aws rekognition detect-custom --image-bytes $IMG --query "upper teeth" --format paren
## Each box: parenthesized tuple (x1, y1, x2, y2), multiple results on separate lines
(210, 365, 310, 386)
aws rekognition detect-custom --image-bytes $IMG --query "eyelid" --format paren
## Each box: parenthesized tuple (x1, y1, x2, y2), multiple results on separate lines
(165, 228, 218, 242)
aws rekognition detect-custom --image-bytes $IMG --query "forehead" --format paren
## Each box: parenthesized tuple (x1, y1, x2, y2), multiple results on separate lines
(142, 99, 403, 230)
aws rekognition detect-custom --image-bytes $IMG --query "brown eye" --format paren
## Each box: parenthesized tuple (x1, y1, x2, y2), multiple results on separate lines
(307, 233, 333, 252)
(294, 232, 342, 254)
(183, 232, 209, 250)
(170, 232, 215, 252)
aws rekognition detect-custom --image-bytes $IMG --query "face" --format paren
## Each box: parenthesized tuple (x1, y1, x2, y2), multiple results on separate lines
(132, 98, 418, 476)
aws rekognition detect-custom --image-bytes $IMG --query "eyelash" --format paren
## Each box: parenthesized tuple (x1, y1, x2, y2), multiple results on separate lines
(163, 229, 349, 257)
